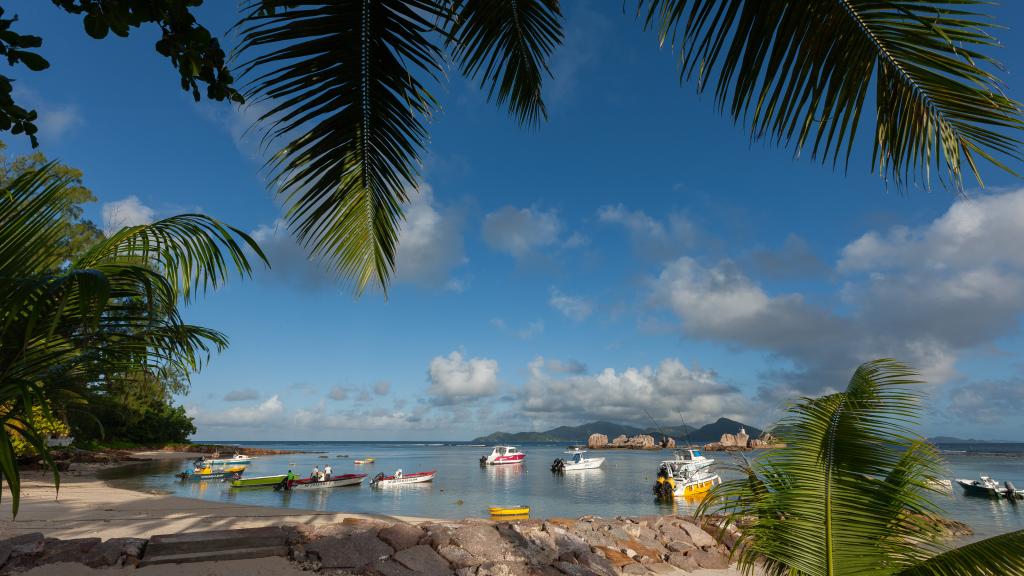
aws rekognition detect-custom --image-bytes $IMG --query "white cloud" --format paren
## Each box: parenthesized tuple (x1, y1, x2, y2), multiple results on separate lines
(598, 204, 697, 259)
(394, 185, 467, 287)
(427, 351, 500, 404)
(947, 378, 1024, 425)
(102, 196, 155, 234)
(327, 386, 348, 401)
(549, 288, 593, 321)
(652, 189, 1024, 399)
(12, 85, 82, 143)
(373, 381, 391, 396)
(193, 395, 284, 427)
(522, 357, 752, 426)
(223, 389, 260, 402)
(482, 206, 562, 258)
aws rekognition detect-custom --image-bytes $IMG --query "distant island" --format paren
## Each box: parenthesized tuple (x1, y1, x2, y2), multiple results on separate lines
(472, 417, 764, 445)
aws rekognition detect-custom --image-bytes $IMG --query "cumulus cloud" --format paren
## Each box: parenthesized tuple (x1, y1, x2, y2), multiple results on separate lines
(522, 357, 752, 426)
(223, 388, 260, 402)
(482, 206, 563, 258)
(102, 196, 155, 234)
(394, 185, 467, 287)
(947, 378, 1024, 425)
(598, 204, 696, 259)
(549, 288, 593, 321)
(327, 386, 348, 401)
(193, 395, 284, 427)
(374, 381, 391, 396)
(427, 351, 500, 404)
(652, 189, 1024, 401)
(746, 234, 828, 280)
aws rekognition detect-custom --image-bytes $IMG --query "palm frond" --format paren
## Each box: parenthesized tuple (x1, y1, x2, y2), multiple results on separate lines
(446, 0, 563, 126)
(897, 530, 1024, 576)
(638, 0, 1024, 191)
(236, 0, 446, 294)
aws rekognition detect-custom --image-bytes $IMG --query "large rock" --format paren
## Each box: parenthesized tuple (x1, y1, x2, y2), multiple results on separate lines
(663, 437, 676, 448)
(593, 546, 631, 568)
(587, 434, 608, 449)
(692, 548, 730, 569)
(735, 427, 749, 448)
(393, 545, 453, 576)
(666, 552, 698, 572)
(610, 435, 628, 447)
(720, 433, 737, 447)
(307, 531, 394, 569)
(478, 561, 530, 576)
(450, 525, 505, 563)
(380, 523, 425, 551)
(82, 538, 146, 568)
(676, 521, 716, 548)
(627, 435, 655, 449)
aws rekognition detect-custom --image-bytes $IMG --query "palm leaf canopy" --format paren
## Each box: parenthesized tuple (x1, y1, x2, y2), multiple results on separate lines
(0, 164, 267, 515)
(697, 359, 1024, 576)
(235, 0, 1021, 293)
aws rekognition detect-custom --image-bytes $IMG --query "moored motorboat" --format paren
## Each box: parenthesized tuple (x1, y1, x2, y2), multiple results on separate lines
(664, 448, 714, 475)
(354, 457, 375, 464)
(371, 469, 436, 487)
(955, 475, 1024, 499)
(480, 446, 525, 466)
(230, 474, 288, 488)
(281, 473, 367, 490)
(653, 453, 720, 500)
(194, 454, 252, 468)
(551, 447, 605, 472)
(177, 465, 246, 481)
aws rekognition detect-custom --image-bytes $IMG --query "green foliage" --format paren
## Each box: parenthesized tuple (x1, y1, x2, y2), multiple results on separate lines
(0, 163, 266, 516)
(0, 7, 47, 146)
(638, 0, 1024, 191)
(8, 404, 70, 457)
(697, 359, 1024, 576)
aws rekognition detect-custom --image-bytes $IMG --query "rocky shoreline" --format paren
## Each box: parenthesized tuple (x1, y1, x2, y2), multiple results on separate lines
(0, 515, 738, 575)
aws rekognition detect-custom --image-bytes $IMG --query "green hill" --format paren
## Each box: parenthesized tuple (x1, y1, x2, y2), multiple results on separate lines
(472, 417, 760, 444)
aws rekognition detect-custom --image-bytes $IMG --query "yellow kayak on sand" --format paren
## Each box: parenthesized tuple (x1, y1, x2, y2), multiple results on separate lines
(489, 505, 530, 516)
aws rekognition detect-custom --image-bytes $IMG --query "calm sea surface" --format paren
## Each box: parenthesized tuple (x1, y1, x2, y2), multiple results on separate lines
(99, 441, 1024, 541)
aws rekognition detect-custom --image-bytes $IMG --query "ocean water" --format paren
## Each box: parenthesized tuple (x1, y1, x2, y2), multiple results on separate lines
(99, 442, 1024, 541)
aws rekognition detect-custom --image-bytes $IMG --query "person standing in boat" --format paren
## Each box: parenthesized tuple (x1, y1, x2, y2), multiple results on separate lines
(324, 464, 332, 480)
(311, 465, 320, 479)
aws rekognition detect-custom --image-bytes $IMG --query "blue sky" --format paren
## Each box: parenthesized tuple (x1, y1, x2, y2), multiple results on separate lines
(7, 2, 1024, 440)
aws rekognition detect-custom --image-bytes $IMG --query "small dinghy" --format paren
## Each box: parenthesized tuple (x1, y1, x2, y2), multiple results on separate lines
(194, 454, 252, 468)
(489, 505, 530, 516)
(354, 457, 375, 464)
(280, 473, 367, 490)
(177, 465, 246, 481)
(371, 469, 436, 487)
(230, 474, 288, 488)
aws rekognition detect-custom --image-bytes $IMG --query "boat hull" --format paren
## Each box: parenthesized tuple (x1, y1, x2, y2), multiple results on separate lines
(372, 471, 436, 487)
(230, 474, 287, 488)
(287, 474, 367, 490)
(561, 457, 604, 471)
(673, 474, 721, 498)
(489, 506, 530, 516)
(955, 479, 1000, 497)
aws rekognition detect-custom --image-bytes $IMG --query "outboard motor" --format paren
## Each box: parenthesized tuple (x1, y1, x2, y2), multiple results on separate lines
(551, 459, 566, 473)
(653, 464, 675, 501)
(479, 455, 488, 467)
(1006, 481, 1020, 500)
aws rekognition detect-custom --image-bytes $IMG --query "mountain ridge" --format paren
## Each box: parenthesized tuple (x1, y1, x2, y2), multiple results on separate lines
(472, 417, 763, 444)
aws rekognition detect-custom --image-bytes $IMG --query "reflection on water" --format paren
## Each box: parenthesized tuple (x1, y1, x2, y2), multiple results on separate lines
(99, 443, 1024, 539)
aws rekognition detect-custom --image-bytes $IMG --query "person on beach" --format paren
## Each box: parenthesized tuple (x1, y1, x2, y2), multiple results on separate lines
(324, 464, 332, 480)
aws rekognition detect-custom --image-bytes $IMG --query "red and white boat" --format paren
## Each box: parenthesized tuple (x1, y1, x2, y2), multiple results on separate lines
(371, 470, 436, 487)
(480, 445, 526, 466)
(283, 473, 366, 490)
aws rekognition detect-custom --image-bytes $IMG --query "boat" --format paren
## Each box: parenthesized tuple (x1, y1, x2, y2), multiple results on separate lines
(663, 448, 714, 475)
(551, 447, 605, 472)
(955, 476, 1024, 499)
(281, 473, 367, 490)
(371, 470, 436, 487)
(230, 474, 288, 488)
(354, 457, 375, 464)
(672, 468, 721, 498)
(480, 446, 525, 466)
(194, 453, 252, 467)
(177, 465, 246, 481)
(489, 505, 530, 516)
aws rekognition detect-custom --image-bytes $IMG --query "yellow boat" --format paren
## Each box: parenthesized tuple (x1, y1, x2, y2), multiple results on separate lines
(196, 464, 246, 475)
(489, 505, 530, 516)
(675, 473, 720, 498)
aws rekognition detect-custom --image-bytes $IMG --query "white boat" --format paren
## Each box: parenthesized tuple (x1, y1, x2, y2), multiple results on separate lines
(195, 454, 253, 468)
(955, 475, 1024, 499)
(551, 447, 605, 472)
(480, 446, 525, 466)
(371, 470, 436, 487)
(663, 448, 714, 475)
(672, 467, 721, 498)
(284, 473, 367, 490)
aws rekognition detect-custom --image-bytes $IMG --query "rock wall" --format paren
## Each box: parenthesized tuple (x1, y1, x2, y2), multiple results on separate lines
(598, 434, 660, 450)
(588, 434, 609, 449)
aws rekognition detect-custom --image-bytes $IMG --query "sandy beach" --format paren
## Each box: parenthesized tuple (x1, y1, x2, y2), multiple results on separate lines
(0, 453, 746, 575)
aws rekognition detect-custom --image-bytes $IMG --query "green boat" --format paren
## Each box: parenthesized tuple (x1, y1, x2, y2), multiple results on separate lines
(230, 474, 288, 488)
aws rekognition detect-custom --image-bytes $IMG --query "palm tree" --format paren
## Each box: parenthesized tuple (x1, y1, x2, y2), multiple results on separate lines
(695, 359, 1024, 576)
(0, 164, 267, 515)
(234, 0, 1023, 293)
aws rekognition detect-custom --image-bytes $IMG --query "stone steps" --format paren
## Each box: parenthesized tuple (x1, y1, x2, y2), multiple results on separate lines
(139, 527, 288, 566)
